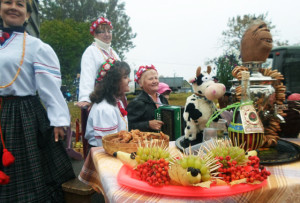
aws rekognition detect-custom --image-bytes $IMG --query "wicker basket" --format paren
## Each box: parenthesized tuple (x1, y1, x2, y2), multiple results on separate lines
(102, 132, 169, 155)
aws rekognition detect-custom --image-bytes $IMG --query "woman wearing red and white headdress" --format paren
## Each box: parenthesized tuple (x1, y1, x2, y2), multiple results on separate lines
(76, 17, 121, 156)
(77, 17, 120, 109)
(126, 65, 169, 132)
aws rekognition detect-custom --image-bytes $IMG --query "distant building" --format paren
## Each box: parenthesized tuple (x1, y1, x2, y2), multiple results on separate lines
(159, 77, 184, 92)
(180, 80, 193, 93)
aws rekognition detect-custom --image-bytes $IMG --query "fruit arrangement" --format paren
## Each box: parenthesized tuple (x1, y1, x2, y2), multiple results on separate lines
(135, 144, 171, 164)
(168, 153, 219, 186)
(206, 138, 271, 185)
(114, 138, 271, 188)
(135, 158, 171, 186)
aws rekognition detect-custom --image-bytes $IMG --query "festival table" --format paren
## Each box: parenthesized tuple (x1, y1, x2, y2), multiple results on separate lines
(79, 139, 300, 203)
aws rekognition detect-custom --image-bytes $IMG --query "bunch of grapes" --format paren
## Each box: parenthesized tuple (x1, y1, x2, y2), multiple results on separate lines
(135, 146, 170, 164)
(217, 155, 271, 183)
(135, 158, 170, 186)
(209, 146, 247, 166)
(176, 155, 211, 182)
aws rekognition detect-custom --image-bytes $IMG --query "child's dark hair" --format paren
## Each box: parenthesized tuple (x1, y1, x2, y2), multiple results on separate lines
(90, 61, 130, 105)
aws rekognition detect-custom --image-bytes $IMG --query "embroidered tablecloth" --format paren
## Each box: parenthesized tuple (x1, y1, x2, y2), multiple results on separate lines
(79, 139, 300, 203)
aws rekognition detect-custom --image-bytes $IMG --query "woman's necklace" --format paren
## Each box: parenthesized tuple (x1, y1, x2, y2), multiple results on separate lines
(95, 44, 116, 60)
(0, 32, 26, 89)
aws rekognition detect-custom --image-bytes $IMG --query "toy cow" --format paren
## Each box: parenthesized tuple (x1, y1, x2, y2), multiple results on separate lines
(183, 66, 226, 141)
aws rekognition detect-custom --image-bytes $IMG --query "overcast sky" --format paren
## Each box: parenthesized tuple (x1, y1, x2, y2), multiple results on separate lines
(122, 0, 300, 81)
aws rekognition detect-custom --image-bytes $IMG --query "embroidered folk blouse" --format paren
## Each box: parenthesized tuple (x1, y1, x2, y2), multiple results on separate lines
(0, 31, 70, 127)
(85, 99, 128, 146)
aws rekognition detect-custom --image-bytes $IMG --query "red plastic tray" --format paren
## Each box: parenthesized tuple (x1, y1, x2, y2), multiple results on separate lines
(117, 165, 267, 197)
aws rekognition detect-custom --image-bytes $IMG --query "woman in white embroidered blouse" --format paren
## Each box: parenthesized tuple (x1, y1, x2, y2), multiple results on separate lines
(0, 0, 74, 202)
(77, 17, 120, 109)
(76, 17, 121, 157)
(85, 60, 131, 147)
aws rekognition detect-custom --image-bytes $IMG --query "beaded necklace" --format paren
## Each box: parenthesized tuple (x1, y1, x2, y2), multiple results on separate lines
(95, 44, 116, 60)
(0, 32, 26, 89)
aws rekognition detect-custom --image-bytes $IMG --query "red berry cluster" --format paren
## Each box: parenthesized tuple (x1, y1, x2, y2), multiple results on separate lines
(216, 155, 271, 184)
(135, 158, 170, 186)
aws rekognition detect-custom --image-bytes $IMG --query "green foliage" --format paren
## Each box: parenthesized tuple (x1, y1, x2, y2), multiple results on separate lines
(208, 52, 241, 88)
(40, 19, 92, 89)
(104, 0, 137, 59)
(39, 0, 106, 22)
(68, 102, 81, 129)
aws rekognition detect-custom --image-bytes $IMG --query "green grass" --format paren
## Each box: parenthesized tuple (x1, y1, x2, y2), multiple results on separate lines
(68, 92, 192, 128)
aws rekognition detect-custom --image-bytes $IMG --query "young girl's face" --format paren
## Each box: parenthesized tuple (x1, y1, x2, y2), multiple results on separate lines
(119, 74, 131, 94)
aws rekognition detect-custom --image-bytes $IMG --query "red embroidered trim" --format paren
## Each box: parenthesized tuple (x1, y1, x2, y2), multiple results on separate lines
(93, 125, 118, 132)
(117, 101, 127, 116)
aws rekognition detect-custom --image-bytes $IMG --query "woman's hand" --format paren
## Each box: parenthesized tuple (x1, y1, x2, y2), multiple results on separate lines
(149, 120, 164, 131)
(76, 101, 91, 110)
(54, 127, 65, 142)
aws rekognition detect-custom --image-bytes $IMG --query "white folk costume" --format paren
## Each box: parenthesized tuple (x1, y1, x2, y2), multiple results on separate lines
(78, 40, 120, 103)
(85, 99, 128, 146)
(78, 17, 121, 158)
(0, 27, 75, 202)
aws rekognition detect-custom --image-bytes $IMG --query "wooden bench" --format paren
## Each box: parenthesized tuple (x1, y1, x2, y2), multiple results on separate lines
(62, 178, 95, 203)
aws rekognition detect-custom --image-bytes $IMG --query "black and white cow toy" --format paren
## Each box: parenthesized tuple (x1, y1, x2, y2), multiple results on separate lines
(183, 66, 226, 142)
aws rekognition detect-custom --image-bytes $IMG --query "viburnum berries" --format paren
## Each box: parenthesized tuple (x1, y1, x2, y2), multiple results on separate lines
(216, 155, 271, 183)
(135, 158, 170, 186)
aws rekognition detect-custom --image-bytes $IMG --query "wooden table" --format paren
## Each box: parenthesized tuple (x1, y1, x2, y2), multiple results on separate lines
(79, 139, 300, 203)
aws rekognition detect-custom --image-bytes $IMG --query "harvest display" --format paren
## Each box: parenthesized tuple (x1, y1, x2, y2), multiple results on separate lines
(102, 130, 169, 155)
(114, 138, 271, 188)
(230, 20, 287, 148)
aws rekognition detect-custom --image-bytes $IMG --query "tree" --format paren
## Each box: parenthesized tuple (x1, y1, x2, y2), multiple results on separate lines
(39, 0, 136, 59)
(104, 0, 136, 59)
(207, 51, 241, 88)
(221, 13, 288, 52)
(39, 0, 106, 22)
(40, 19, 92, 89)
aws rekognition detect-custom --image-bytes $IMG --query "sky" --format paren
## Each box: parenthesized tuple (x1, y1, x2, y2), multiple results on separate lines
(122, 0, 300, 82)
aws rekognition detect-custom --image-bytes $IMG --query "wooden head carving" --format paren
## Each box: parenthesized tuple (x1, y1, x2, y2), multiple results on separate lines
(241, 20, 273, 62)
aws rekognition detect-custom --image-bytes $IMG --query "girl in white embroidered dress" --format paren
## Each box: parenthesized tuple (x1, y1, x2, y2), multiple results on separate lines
(85, 60, 131, 147)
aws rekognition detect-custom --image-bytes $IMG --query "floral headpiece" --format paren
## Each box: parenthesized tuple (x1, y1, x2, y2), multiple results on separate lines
(90, 17, 113, 35)
(96, 58, 116, 83)
(134, 65, 157, 83)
